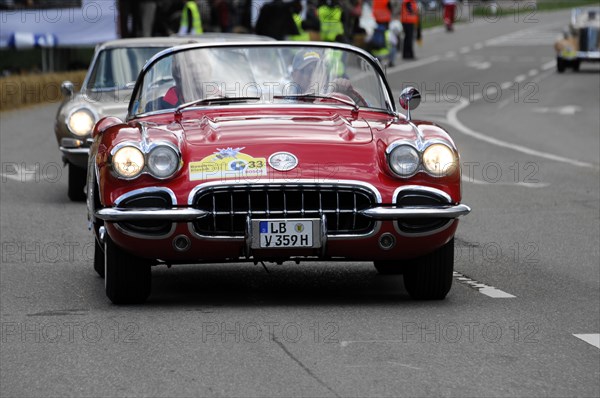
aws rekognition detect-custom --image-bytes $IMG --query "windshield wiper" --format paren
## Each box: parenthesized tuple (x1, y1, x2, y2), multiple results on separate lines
(175, 96, 260, 115)
(273, 94, 358, 112)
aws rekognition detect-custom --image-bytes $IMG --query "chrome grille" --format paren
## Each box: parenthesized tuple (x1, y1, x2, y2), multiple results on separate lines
(191, 184, 377, 237)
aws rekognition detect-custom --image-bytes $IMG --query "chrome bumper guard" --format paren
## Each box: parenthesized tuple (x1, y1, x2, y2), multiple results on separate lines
(59, 147, 90, 155)
(96, 207, 208, 222)
(361, 204, 471, 219)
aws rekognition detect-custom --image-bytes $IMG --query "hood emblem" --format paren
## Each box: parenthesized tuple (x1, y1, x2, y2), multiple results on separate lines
(268, 152, 298, 171)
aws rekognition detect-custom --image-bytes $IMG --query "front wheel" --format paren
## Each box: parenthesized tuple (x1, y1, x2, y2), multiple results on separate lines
(93, 236, 104, 278)
(67, 163, 86, 201)
(105, 235, 151, 304)
(403, 238, 454, 300)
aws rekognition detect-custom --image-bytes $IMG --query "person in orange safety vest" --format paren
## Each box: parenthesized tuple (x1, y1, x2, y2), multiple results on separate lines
(401, 0, 419, 59)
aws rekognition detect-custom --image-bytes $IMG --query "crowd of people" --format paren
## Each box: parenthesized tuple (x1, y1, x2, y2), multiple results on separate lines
(117, 0, 461, 66)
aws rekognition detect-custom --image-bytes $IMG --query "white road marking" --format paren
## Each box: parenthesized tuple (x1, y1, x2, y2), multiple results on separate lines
(462, 176, 550, 188)
(453, 272, 516, 298)
(528, 69, 539, 77)
(541, 60, 556, 71)
(388, 55, 442, 72)
(573, 334, 600, 349)
(498, 68, 554, 109)
(533, 105, 581, 116)
(459, 46, 471, 54)
(473, 42, 484, 50)
(515, 74, 527, 83)
(447, 98, 596, 169)
(445, 51, 457, 58)
(467, 61, 492, 70)
(500, 81, 513, 90)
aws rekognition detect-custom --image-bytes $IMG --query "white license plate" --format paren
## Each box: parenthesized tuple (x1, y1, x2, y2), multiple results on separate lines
(258, 220, 314, 248)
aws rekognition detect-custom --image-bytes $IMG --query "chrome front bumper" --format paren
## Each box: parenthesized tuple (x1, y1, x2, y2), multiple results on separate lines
(96, 204, 470, 223)
(361, 204, 471, 219)
(96, 207, 208, 222)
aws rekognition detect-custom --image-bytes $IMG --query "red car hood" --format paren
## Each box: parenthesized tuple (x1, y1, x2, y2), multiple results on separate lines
(181, 109, 374, 146)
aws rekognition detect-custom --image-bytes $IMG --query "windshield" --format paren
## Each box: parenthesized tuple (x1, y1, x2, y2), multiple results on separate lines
(87, 47, 169, 91)
(131, 44, 391, 116)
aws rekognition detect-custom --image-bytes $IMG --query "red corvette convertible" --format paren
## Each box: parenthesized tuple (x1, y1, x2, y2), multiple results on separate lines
(87, 42, 470, 304)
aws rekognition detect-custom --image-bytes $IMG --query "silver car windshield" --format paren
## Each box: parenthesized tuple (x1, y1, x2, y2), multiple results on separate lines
(87, 47, 169, 91)
(132, 45, 390, 116)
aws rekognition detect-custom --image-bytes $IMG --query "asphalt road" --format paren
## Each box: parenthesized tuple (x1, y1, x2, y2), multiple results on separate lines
(1, 9, 599, 398)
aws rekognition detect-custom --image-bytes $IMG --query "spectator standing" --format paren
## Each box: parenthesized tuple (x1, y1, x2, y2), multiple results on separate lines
(442, 0, 457, 32)
(288, 0, 311, 40)
(317, 0, 346, 42)
(400, 0, 418, 59)
(118, 0, 135, 38)
(178, 0, 204, 35)
(255, 0, 299, 40)
(136, 0, 159, 37)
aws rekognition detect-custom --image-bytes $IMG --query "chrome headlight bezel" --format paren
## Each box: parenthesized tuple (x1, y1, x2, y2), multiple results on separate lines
(386, 142, 421, 178)
(385, 140, 458, 179)
(110, 144, 145, 180)
(422, 142, 458, 177)
(109, 141, 181, 180)
(66, 107, 97, 137)
(146, 143, 182, 180)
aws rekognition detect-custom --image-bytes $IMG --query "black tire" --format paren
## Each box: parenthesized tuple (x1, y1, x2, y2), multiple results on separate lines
(373, 261, 405, 275)
(403, 238, 454, 300)
(67, 163, 87, 201)
(93, 236, 105, 278)
(572, 60, 580, 72)
(556, 57, 566, 73)
(105, 235, 151, 304)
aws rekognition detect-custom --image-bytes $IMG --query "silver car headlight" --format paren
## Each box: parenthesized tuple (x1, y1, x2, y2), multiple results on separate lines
(388, 144, 420, 177)
(67, 108, 96, 137)
(147, 145, 180, 179)
(112, 146, 145, 179)
(422, 144, 457, 176)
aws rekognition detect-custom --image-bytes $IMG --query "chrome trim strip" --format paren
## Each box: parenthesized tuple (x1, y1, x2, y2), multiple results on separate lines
(96, 207, 207, 221)
(392, 185, 453, 205)
(361, 204, 471, 219)
(114, 187, 178, 206)
(187, 179, 383, 205)
(60, 147, 90, 155)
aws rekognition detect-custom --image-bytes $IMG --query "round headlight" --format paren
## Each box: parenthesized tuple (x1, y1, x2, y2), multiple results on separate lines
(388, 145, 420, 177)
(112, 146, 145, 179)
(67, 108, 95, 136)
(147, 146, 179, 178)
(423, 144, 456, 176)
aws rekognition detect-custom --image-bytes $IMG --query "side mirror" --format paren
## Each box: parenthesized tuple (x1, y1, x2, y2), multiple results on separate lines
(399, 86, 421, 121)
(61, 81, 74, 98)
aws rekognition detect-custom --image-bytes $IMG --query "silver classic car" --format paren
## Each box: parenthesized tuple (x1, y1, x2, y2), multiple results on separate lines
(55, 38, 197, 200)
(55, 34, 273, 201)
